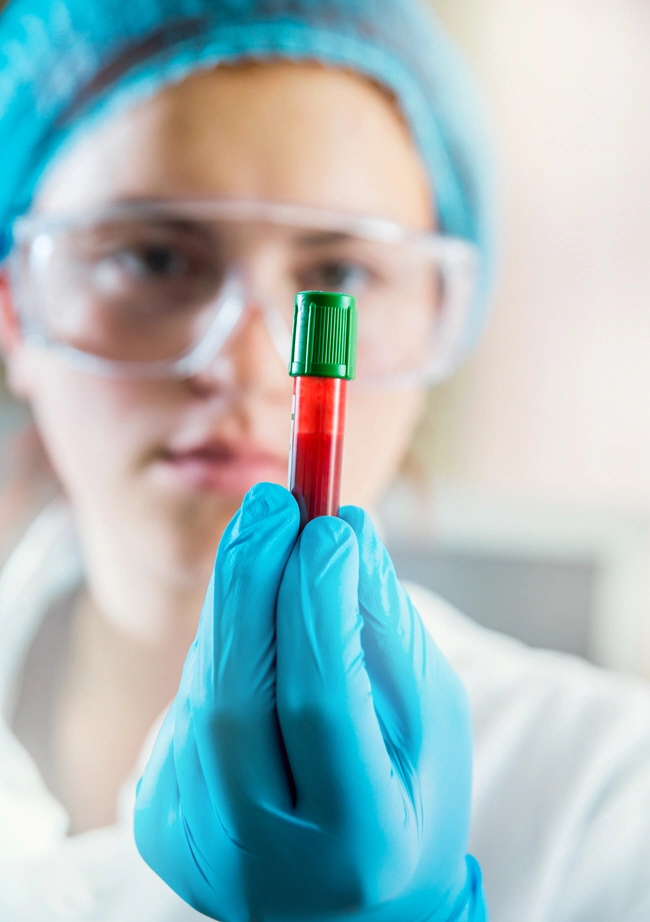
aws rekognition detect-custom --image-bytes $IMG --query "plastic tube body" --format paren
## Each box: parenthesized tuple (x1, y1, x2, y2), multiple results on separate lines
(289, 375, 346, 529)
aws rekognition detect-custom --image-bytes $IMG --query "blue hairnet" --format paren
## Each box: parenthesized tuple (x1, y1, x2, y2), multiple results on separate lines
(0, 0, 497, 355)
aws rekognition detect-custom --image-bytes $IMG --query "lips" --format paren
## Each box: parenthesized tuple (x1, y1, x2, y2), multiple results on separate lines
(155, 438, 288, 495)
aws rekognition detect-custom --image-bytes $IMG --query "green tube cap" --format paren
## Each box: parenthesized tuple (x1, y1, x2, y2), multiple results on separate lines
(289, 291, 358, 380)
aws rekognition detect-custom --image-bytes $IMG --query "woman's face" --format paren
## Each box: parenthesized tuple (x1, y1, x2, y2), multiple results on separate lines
(3, 63, 433, 586)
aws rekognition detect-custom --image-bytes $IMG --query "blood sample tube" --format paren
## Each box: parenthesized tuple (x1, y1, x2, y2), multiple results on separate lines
(288, 291, 358, 530)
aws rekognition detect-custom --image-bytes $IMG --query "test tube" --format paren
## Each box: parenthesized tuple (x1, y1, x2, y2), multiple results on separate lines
(288, 291, 358, 530)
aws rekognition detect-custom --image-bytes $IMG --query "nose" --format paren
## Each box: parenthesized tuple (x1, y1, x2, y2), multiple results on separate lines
(186, 297, 291, 398)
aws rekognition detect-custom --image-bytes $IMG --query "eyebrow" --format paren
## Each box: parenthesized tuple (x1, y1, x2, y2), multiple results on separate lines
(293, 231, 357, 247)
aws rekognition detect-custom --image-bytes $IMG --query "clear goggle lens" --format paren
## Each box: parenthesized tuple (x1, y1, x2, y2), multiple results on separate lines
(9, 201, 479, 387)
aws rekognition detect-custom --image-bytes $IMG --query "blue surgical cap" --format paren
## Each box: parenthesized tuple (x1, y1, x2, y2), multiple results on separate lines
(0, 0, 497, 355)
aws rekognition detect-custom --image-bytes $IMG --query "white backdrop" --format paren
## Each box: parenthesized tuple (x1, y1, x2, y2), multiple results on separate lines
(425, 0, 650, 510)
(405, 1, 650, 676)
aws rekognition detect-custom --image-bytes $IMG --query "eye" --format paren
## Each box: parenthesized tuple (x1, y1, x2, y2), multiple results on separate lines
(300, 260, 374, 293)
(106, 245, 189, 280)
(87, 240, 219, 303)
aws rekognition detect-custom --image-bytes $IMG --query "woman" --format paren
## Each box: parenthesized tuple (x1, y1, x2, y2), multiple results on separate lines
(0, 1, 649, 920)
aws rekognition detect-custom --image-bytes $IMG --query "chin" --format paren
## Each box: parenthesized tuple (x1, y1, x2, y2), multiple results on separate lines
(172, 492, 242, 552)
(118, 486, 242, 593)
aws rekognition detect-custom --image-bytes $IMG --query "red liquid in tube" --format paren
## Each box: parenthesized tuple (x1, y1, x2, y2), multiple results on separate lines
(289, 375, 346, 529)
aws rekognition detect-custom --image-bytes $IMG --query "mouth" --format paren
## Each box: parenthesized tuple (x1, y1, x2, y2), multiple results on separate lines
(155, 439, 288, 496)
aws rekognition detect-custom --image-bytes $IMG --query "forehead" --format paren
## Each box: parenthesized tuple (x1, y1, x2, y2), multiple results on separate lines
(36, 61, 435, 230)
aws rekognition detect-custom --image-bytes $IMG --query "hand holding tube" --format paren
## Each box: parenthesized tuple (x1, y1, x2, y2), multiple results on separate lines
(133, 483, 486, 921)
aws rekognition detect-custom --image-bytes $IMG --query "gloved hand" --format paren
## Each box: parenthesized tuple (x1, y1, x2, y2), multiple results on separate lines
(134, 482, 486, 922)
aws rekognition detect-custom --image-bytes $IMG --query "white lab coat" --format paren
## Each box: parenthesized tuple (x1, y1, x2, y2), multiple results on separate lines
(1, 504, 649, 922)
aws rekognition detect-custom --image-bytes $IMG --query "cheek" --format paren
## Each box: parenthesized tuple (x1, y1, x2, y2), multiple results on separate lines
(341, 388, 426, 507)
(25, 357, 163, 501)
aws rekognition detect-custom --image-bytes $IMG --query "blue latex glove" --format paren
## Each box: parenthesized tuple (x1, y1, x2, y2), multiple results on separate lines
(134, 483, 486, 921)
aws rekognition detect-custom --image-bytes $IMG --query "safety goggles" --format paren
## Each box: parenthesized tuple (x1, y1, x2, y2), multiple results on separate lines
(8, 200, 479, 389)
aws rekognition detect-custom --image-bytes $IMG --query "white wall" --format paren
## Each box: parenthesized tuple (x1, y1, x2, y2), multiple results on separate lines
(425, 0, 650, 512)
(406, 1, 650, 675)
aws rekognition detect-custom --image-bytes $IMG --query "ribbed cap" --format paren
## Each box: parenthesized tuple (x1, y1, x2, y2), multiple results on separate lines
(289, 291, 358, 380)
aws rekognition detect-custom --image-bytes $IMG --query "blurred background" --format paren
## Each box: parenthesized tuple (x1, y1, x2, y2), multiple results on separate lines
(2, 0, 650, 676)
(383, 0, 650, 678)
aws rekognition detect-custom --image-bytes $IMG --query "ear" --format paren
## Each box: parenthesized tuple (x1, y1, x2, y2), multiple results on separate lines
(0, 269, 20, 349)
(0, 269, 34, 400)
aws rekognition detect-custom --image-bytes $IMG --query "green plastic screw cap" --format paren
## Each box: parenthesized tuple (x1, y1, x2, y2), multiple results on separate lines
(289, 291, 358, 380)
